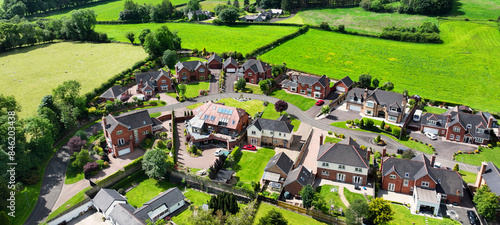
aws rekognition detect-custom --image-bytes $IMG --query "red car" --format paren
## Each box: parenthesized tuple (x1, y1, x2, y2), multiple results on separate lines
(243, 145, 257, 151)
(316, 100, 324, 106)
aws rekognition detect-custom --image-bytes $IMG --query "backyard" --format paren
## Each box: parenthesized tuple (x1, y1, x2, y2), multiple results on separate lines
(459, 170, 477, 184)
(458, 147, 500, 167)
(423, 106, 448, 114)
(253, 202, 328, 225)
(261, 103, 301, 132)
(324, 136, 342, 144)
(316, 185, 346, 210)
(168, 82, 210, 99)
(269, 89, 317, 111)
(232, 147, 275, 183)
(388, 204, 459, 225)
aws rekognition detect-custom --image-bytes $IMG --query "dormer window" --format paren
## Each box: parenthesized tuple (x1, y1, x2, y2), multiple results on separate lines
(366, 101, 374, 108)
(477, 128, 484, 133)
(428, 120, 437, 125)
(467, 124, 472, 129)
(453, 127, 460, 132)
(390, 107, 397, 112)
(405, 173, 409, 178)
(117, 130, 123, 135)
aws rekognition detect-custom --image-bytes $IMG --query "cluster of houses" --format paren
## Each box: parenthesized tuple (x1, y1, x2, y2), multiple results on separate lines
(241, 9, 283, 22)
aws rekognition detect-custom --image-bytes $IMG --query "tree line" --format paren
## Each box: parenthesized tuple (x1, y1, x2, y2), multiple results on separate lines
(360, 0, 453, 15)
(2, 0, 99, 19)
(119, 0, 181, 22)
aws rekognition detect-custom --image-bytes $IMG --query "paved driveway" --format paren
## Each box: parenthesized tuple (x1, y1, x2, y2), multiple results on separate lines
(209, 69, 220, 95)
(225, 72, 236, 93)
(68, 208, 109, 225)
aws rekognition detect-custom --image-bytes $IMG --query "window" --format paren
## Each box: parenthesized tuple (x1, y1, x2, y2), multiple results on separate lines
(450, 134, 454, 139)
(203, 115, 209, 120)
(315, 86, 321, 91)
(251, 79, 254, 83)
(442, 130, 445, 135)
(200, 76, 205, 80)
(338, 165, 345, 169)
(300, 90, 305, 94)
(467, 124, 472, 129)
(291, 87, 296, 92)
(390, 107, 397, 112)
(161, 86, 168, 90)
(182, 72, 186, 76)
(283, 134, 286, 137)
(270, 131, 273, 135)
(248, 72, 253, 75)
(405, 173, 409, 178)
(279, 133, 281, 136)
(274, 140, 278, 143)
(161, 80, 166, 83)
(199, 68, 205, 73)
(251, 131, 256, 135)
(403, 179, 409, 187)
(322, 170, 329, 176)
(389, 116, 397, 121)
(117, 130, 123, 135)
(366, 110, 372, 115)
(421, 181, 429, 187)
(453, 127, 460, 132)
(322, 162, 329, 167)
(477, 128, 484, 133)
(210, 116, 216, 121)
(455, 135, 460, 141)
(428, 120, 437, 125)
(475, 137, 484, 143)
(142, 130, 149, 135)
(390, 174, 396, 179)
(118, 138, 125, 145)
(438, 179, 441, 184)
(366, 101, 374, 107)
(441, 194, 447, 199)
(355, 168, 362, 172)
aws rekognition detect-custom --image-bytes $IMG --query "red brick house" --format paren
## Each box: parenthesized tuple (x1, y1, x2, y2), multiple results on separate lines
(420, 109, 496, 145)
(262, 152, 294, 184)
(346, 88, 407, 123)
(332, 76, 354, 93)
(381, 153, 463, 214)
(208, 53, 222, 69)
(135, 69, 174, 97)
(316, 137, 370, 186)
(223, 57, 238, 73)
(99, 85, 129, 102)
(102, 110, 163, 157)
(175, 61, 210, 83)
(237, 59, 271, 84)
(280, 73, 332, 99)
(283, 165, 314, 196)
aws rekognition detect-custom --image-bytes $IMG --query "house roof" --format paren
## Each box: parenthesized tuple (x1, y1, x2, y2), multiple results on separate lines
(135, 69, 172, 87)
(93, 189, 127, 213)
(339, 76, 353, 88)
(420, 113, 447, 129)
(176, 61, 206, 72)
(251, 116, 294, 133)
(480, 162, 500, 196)
(105, 110, 153, 133)
(223, 57, 238, 68)
(347, 88, 405, 113)
(317, 138, 369, 169)
(192, 102, 248, 130)
(429, 167, 463, 197)
(109, 204, 145, 225)
(284, 165, 314, 187)
(208, 53, 222, 64)
(100, 85, 127, 99)
(134, 187, 185, 221)
(264, 152, 294, 175)
(241, 59, 269, 73)
(441, 111, 492, 139)
(216, 169, 235, 181)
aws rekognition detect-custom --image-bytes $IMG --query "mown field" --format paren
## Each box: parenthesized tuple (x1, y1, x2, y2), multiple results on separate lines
(448, 0, 500, 20)
(0, 41, 147, 118)
(261, 21, 500, 112)
(96, 23, 299, 54)
(200, 0, 256, 11)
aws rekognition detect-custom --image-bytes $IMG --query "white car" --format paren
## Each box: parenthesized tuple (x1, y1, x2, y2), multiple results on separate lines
(434, 162, 441, 168)
(214, 149, 222, 156)
(425, 132, 437, 140)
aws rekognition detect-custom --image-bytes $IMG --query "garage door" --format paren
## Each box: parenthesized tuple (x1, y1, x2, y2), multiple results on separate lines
(423, 127, 439, 135)
(336, 86, 346, 92)
(227, 68, 236, 73)
(349, 105, 361, 111)
(118, 148, 131, 156)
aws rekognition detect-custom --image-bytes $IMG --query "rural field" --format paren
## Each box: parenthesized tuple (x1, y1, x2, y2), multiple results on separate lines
(96, 23, 300, 54)
(0, 41, 147, 118)
(200, 0, 256, 11)
(260, 21, 500, 112)
(447, 0, 500, 20)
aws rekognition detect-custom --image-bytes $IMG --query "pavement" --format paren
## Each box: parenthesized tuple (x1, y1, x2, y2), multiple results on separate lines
(209, 70, 220, 95)
(176, 121, 222, 170)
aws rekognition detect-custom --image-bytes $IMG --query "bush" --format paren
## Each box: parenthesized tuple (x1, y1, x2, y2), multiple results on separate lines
(96, 159, 105, 169)
(487, 144, 493, 148)
(392, 127, 401, 138)
(319, 22, 331, 31)
(328, 131, 333, 135)
(83, 162, 99, 173)
(366, 119, 374, 128)
(338, 24, 345, 33)
(354, 119, 360, 126)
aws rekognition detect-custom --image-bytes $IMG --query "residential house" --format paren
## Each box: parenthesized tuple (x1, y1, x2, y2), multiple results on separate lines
(241, 15, 265, 22)
(223, 57, 238, 73)
(381, 153, 463, 214)
(269, 9, 283, 17)
(135, 69, 175, 96)
(316, 137, 370, 186)
(246, 115, 294, 148)
(475, 161, 500, 196)
(208, 53, 222, 69)
(94, 187, 185, 225)
(215, 169, 236, 183)
(186, 102, 249, 148)
(175, 61, 210, 83)
(420, 109, 496, 144)
(332, 76, 354, 93)
(262, 152, 294, 185)
(237, 59, 272, 84)
(102, 110, 163, 157)
(281, 73, 331, 99)
(283, 165, 314, 196)
(187, 10, 213, 21)
(100, 85, 129, 102)
(346, 88, 407, 123)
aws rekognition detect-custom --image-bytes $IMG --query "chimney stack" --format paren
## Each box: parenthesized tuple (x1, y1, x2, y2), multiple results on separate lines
(288, 72, 292, 81)
(366, 149, 371, 162)
(475, 161, 488, 188)
(488, 116, 493, 128)
(431, 154, 436, 167)
(382, 148, 386, 158)
(364, 88, 368, 99)
(446, 114, 451, 123)
(319, 133, 324, 146)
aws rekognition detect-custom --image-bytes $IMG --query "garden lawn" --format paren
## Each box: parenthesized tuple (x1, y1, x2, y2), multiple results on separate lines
(184, 82, 210, 98)
(201, 0, 256, 11)
(269, 89, 316, 111)
(423, 106, 448, 114)
(0, 42, 147, 118)
(215, 98, 266, 119)
(343, 188, 372, 204)
(46, 187, 91, 221)
(233, 147, 275, 183)
(180, 57, 207, 62)
(261, 103, 301, 132)
(96, 23, 300, 54)
(316, 185, 346, 210)
(41, 0, 190, 21)
(389, 204, 459, 225)
(253, 202, 328, 225)
(448, 0, 500, 20)
(459, 169, 477, 184)
(459, 147, 500, 167)
(126, 177, 179, 207)
(324, 136, 342, 144)
(260, 21, 500, 113)
(239, 84, 264, 95)
(150, 112, 161, 117)
(276, 14, 304, 24)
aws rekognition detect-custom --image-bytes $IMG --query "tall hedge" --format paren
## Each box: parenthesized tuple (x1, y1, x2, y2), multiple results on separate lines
(246, 25, 309, 58)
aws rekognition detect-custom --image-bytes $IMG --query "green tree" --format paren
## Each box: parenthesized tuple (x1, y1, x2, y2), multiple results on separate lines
(345, 198, 369, 225)
(281, 0, 293, 11)
(473, 185, 500, 221)
(143, 25, 182, 58)
(138, 28, 151, 45)
(368, 198, 394, 224)
(142, 148, 171, 179)
(358, 74, 372, 88)
(453, 163, 459, 172)
(233, 0, 240, 7)
(192, 209, 218, 225)
(72, 149, 91, 170)
(380, 120, 385, 129)
(381, 81, 394, 91)
(401, 149, 416, 159)
(244, 0, 250, 4)
(52, 80, 85, 130)
(258, 80, 269, 94)
(219, 7, 240, 23)
(125, 32, 135, 44)
(258, 209, 288, 225)
(0, 210, 10, 225)
(321, 106, 330, 114)
(372, 78, 380, 88)
(178, 83, 187, 98)
(61, 9, 97, 41)
(235, 78, 246, 91)
(161, 49, 178, 68)
(299, 184, 315, 208)
(226, 200, 257, 225)
(184, 0, 201, 14)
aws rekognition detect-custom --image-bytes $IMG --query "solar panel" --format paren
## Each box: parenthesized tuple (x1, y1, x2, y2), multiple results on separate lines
(218, 108, 222, 113)
(229, 110, 233, 114)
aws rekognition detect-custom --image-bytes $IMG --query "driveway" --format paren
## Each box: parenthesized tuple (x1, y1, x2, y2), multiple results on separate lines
(269, 13, 297, 23)
(410, 132, 476, 159)
(225, 72, 236, 93)
(67, 208, 109, 225)
(176, 122, 219, 170)
(209, 69, 220, 95)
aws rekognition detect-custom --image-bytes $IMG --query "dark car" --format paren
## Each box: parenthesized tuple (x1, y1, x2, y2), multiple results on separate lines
(467, 210, 480, 225)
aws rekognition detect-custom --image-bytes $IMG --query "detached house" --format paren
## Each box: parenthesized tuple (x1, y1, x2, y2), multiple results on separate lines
(223, 57, 238, 73)
(332, 76, 354, 93)
(102, 110, 162, 157)
(135, 69, 174, 96)
(100, 85, 129, 102)
(283, 165, 315, 196)
(281, 73, 331, 99)
(420, 109, 496, 144)
(262, 152, 294, 185)
(246, 115, 294, 148)
(475, 161, 500, 196)
(346, 88, 407, 123)
(237, 59, 272, 84)
(317, 137, 370, 186)
(208, 53, 222, 69)
(175, 61, 210, 83)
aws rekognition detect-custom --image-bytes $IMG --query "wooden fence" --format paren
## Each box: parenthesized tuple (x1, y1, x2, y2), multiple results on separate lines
(277, 201, 347, 225)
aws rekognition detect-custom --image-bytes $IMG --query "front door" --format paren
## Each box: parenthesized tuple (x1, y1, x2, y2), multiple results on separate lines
(464, 136, 471, 143)
(388, 183, 395, 191)
(337, 173, 346, 182)
(353, 176, 363, 184)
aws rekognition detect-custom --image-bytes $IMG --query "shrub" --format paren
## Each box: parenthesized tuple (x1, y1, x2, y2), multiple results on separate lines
(366, 119, 374, 128)
(475, 149, 479, 154)
(384, 125, 391, 131)
(328, 131, 333, 135)
(354, 119, 360, 126)
(118, 188, 126, 195)
(319, 22, 331, 31)
(83, 162, 99, 173)
(338, 24, 345, 33)
(375, 135, 381, 143)
(96, 159, 105, 169)
(457, 151, 462, 154)
(392, 127, 401, 138)
(103, 161, 109, 168)
(488, 144, 493, 148)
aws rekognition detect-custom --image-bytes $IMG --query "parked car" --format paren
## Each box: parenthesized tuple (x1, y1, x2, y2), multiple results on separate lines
(214, 149, 222, 156)
(243, 144, 257, 151)
(434, 162, 441, 168)
(316, 100, 324, 106)
(425, 132, 437, 140)
(397, 147, 409, 155)
(467, 210, 480, 225)
(413, 109, 422, 122)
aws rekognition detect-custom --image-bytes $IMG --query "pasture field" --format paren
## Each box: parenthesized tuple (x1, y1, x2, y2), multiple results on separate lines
(0, 42, 147, 118)
(260, 21, 500, 112)
(96, 23, 299, 54)
(200, 0, 256, 11)
(448, 0, 500, 20)
(42, 0, 190, 21)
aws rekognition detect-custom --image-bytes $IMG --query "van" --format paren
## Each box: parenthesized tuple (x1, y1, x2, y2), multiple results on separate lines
(413, 109, 422, 122)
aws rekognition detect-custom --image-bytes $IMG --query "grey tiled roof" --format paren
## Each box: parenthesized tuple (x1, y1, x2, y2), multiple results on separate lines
(105, 110, 153, 133)
(481, 162, 500, 196)
(317, 139, 369, 169)
(430, 167, 463, 197)
(208, 53, 222, 64)
(284, 165, 314, 187)
(223, 57, 238, 68)
(93, 189, 127, 213)
(241, 59, 268, 73)
(439, 111, 492, 139)
(100, 85, 127, 99)
(251, 116, 294, 133)
(420, 113, 447, 128)
(109, 204, 145, 225)
(176, 61, 205, 71)
(265, 152, 294, 175)
(347, 88, 405, 113)
(339, 76, 353, 88)
(134, 187, 185, 221)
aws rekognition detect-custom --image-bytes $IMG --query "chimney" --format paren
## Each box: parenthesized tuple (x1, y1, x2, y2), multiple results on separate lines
(475, 161, 488, 188)
(488, 116, 493, 128)
(382, 148, 386, 158)
(102, 116, 107, 125)
(430, 154, 436, 167)
(288, 72, 292, 80)
(364, 88, 368, 99)
(446, 114, 451, 123)
(319, 133, 324, 146)
(366, 149, 371, 162)
(139, 79, 144, 90)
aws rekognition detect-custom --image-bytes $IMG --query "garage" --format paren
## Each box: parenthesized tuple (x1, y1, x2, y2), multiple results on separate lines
(336, 86, 346, 92)
(227, 68, 236, 73)
(349, 105, 361, 111)
(423, 127, 439, 135)
(118, 148, 131, 156)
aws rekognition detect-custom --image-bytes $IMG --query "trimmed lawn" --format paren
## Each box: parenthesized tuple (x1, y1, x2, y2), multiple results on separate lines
(260, 21, 500, 113)
(324, 136, 342, 144)
(448, 0, 500, 20)
(316, 185, 346, 210)
(253, 202, 328, 225)
(65, 171, 85, 185)
(233, 147, 275, 183)
(186, 102, 204, 110)
(238, 84, 264, 95)
(201, 0, 256, 11)
(126, 177, 178, 208)
(459, 147, 500, 167)
(46, 187, 91, 221)
(180, 57, 207, 62)
(343, 188, 372, 204)
(276, 14, 304, 24)
(460, 169, 477, 184)
(96, 23, 300, 54)
(150, 112, 161, 117)
(0, 42, 147, 118)
(215, 98, 266, 119)
(269, 89, 316, 111)
(170, 82, 210, 99)
(423, 106, 448, 114)
(261, 103, 301, 132)
(389, 204, 460, 225)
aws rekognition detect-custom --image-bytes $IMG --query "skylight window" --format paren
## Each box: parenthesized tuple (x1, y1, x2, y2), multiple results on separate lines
(210, 116, 216, 121)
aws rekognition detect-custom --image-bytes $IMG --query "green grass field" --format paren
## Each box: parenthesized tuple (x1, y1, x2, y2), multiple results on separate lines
(448, 0, 500, 20)
(233, 147, 275, 182)
(180, 57, 207, 62)
(186, 102, 204, 109)
(126, 176, 178, 207)
(460, 169, 477, 184)
(215, 98, 266, 118)
(389, 204, 459, 225)
(0, 42, 147, 118)
(253, 202, 328, 225)
(324, 136, 342, 144)
(316, 185, 346, 210)
(168, 82, 210, 98)
(423, 106, 448, 114)
(459, 147, 500, 167)
(46, 187, 91, 221)
(261, 103, 301, 132)
(96, 23, 300, 54)
(261, 21, 500, 112)
(200, 0, 256, 11)
(238, 84, 264, 95)
(343, 188, 372, 204)
(269, 90, 317, 111)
